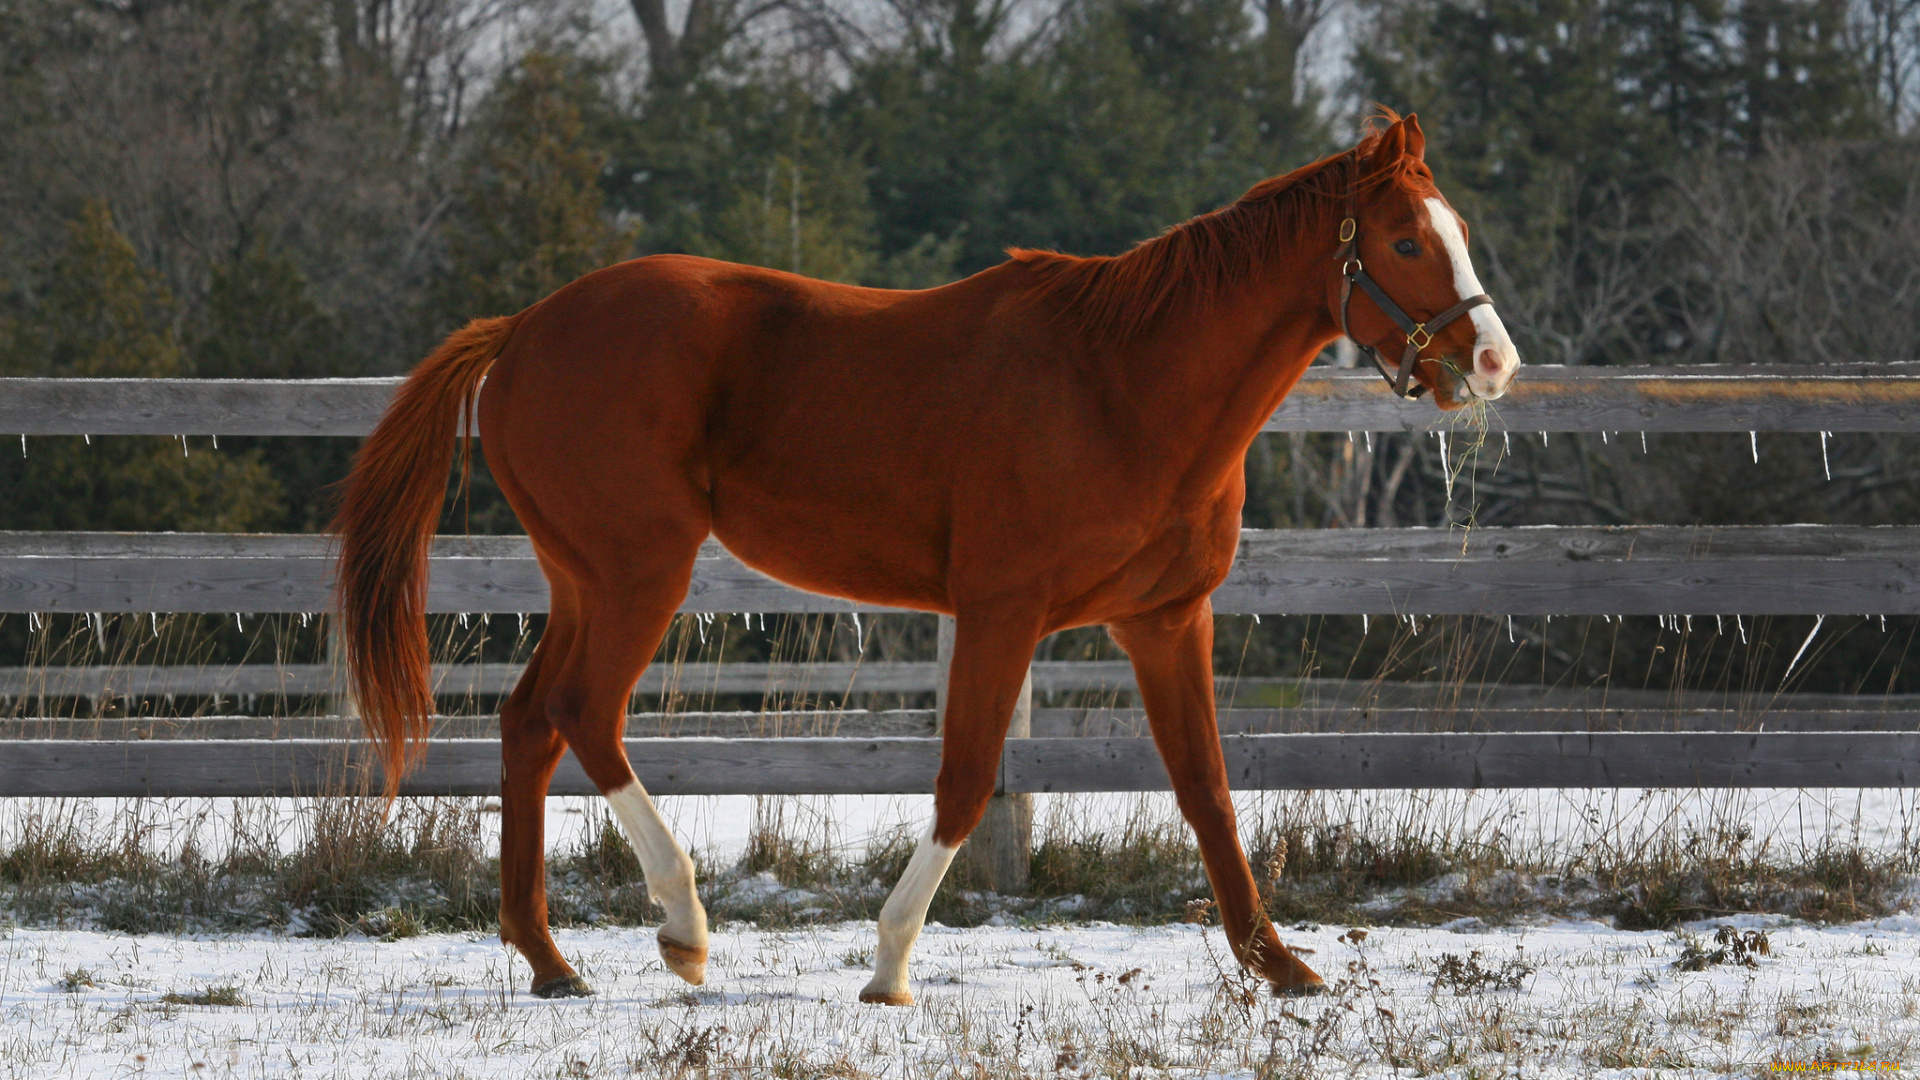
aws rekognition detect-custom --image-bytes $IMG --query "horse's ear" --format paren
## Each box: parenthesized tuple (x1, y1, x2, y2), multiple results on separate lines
(1364, 119, 1406, 168)
(1402, 114, 1426, 162)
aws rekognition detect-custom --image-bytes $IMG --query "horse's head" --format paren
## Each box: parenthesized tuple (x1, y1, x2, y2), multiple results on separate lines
(1333, 114, 1520, 408)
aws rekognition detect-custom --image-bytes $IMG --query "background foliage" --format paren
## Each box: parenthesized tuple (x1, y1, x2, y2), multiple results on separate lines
(0, 0, 1916, 692)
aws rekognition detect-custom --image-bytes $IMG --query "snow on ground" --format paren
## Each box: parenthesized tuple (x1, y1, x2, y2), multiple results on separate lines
(6, 914, 1920, 1077)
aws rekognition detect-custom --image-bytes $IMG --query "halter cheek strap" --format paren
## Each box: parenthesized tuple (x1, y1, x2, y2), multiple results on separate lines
(1337, 215, 1493, 400)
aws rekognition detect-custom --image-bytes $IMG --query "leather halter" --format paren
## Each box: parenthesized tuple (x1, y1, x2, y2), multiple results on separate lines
(1336, 215, 1494, 400)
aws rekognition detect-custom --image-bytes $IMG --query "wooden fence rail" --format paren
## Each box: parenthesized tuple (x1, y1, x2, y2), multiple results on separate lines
(8, 660, 1915, 715)
(12, 662, 1919, 710)
(5, 365, 1919, 435)
(0, 661, 1136, 700)
(4, 732, 1917, 798)
(1, 706, 1915, 743)
(1, 368, 1916, 807)
(6, 524, 1916, 615)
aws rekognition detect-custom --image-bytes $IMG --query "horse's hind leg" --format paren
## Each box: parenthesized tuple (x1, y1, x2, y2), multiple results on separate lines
(498, 586, 586, 997)
(1111, 600, 1325, 996)
(541, 544, 711, 988)
(861, 608, 1042, 1006)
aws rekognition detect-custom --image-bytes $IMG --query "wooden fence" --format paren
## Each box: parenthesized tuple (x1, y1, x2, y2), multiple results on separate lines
(2, 366, 1918, 804)
(6, 364, 1919, 435)
(5, 524, 1918, 616)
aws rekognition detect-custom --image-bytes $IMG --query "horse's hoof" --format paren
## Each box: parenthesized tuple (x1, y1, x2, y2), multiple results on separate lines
(531, 974, 594, 999)
(858, 988, 915, 1006)
(1273, 979, 1328, 998)
(658, 933, 708, 986)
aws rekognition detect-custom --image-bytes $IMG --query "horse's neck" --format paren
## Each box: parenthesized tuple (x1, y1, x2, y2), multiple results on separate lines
(1109, 253, 1338, 476)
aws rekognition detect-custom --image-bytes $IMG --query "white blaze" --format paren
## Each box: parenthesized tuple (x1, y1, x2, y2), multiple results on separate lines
(1423, 197, 1519, 399)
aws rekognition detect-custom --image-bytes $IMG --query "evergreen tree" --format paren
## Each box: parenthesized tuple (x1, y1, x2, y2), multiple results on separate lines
(1730, 0, 1879, 147)
(841, 0, 1330, 276)
(0, 201, 282, 531)
(1351, 0, 1888, 366)
(440, 53, 638, 321)
(193, 246, 351, 379)
(613, 75, 928, 286)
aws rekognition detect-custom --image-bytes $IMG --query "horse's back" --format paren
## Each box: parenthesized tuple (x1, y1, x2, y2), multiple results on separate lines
(476, 253, 1201, 619)
(475, 256, 1011, 597)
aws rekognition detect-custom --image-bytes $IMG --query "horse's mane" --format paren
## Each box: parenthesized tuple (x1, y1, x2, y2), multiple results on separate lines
(1006, 112, 1438, 346)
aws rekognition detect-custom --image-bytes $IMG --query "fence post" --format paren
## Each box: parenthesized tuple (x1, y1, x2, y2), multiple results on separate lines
(936, 615, 1034, 893)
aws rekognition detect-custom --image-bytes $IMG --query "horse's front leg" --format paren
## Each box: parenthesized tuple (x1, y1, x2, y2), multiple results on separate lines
(1110, 599, 1325, 995)
(860, 607, 1043, 1005)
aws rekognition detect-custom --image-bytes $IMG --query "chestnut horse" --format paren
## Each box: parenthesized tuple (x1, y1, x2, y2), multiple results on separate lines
(333, 113, 1519, 1003)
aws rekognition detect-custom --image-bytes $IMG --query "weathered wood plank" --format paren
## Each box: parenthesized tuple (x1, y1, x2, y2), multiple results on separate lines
(6, 367, 1918, 435)
(1004, 732, 1920, 791)
(0, 738, 947, 797)
(13, 523, 1915, 561)
(4, 526, 1917, 614)
(8, 659, 1917, 716)
(1039, 707, 1920, 736)
(0, 660, 1139, 699)
(1267, 365, 1920, 433)
(0, 379, 398, 437)
(0, 711, 942, 741)
(3, 732, 1916, 796)
(5, 705, 1913, 742)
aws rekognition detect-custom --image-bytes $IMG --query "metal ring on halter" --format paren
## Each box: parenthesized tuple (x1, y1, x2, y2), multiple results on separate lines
(1342, 257, 1363, 276)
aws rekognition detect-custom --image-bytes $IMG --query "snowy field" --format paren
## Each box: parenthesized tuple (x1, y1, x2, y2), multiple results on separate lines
(6, 788, 1920, 1075)
(7, 914, 1920, 1077)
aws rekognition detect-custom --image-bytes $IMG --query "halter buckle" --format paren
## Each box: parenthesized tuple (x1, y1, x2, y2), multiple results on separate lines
(1339, 217, 1356, 243)
(1407, 325, 1432, 350)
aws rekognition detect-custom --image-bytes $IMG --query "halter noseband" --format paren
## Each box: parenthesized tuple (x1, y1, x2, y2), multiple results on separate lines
(1336, 214, 1493, 400)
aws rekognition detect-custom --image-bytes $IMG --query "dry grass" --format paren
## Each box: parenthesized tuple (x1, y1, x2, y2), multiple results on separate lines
(0, 786, 1913, 940)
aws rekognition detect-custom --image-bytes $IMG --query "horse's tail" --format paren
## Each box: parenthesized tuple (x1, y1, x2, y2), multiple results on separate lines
(332, 314, 521, 799)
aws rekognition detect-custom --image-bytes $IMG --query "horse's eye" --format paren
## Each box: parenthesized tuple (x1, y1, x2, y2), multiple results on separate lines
(1394, 239, 1420, 257)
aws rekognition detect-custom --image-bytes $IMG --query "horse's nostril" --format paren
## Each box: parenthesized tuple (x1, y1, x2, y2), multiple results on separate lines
(1477, 348, 1502, 375)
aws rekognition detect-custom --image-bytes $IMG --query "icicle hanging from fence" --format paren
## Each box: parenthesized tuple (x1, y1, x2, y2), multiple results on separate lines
(1782, 615, 1825, 680)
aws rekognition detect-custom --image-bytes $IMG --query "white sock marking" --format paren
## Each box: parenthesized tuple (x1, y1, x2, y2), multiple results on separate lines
(605, 782, 707, 949)
(862, 830, 958, 1000)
